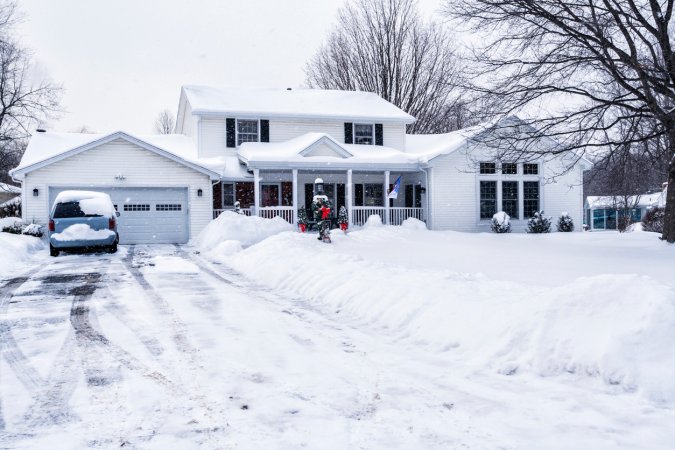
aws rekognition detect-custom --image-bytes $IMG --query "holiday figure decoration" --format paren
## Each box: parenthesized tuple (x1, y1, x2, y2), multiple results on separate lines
(312, 178, 332, 243)
(338, 205, 348, 231)
(297, 208, 308, 232)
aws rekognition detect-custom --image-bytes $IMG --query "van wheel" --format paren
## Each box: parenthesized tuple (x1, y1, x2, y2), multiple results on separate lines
(108, 242, 118, 254)
(50, 245, 59, 257)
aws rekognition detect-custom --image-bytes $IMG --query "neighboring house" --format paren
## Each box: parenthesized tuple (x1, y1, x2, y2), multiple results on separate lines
(584, 185, 667, 231)
(0, 182, 20, 204)
(10, 86, 591, 244)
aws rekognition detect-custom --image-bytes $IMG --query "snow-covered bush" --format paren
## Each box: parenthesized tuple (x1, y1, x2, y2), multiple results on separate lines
(0, 196, 21, 218)
(642, 207, 665, 233)
(22, 223, 43, 238)
(491, 211, 511, 233)
(527, 211, 552, 233)
(297, 208, 308, 225)
(2, 222, 22, 234)
(617, 215, 632, 233)
(556, 212, 574, 232)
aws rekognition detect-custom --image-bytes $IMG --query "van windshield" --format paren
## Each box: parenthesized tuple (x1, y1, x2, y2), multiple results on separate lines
(53, 201, 103, 218)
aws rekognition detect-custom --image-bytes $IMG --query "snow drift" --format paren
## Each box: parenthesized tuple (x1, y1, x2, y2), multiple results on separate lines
(0, 222, 46, 276)
(195, 211, 293, 260)
(222, 226, 675, 404)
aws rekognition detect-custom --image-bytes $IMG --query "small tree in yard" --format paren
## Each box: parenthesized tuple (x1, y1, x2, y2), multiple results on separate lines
(491, 211, 511, 233)
(527, 211, 551, 234)
(557, 213, 574, 232)
(643, 208, 666, 233)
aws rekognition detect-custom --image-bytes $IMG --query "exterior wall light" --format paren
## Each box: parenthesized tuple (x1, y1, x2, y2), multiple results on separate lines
(33, 188, 39, 197)
(197, 188, 203, 197)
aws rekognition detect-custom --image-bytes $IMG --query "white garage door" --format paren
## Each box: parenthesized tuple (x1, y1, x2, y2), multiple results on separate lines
(49, 187, 189, 244)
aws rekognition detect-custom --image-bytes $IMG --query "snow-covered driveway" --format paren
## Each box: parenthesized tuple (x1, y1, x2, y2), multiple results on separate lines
(1, 245, 672, 449)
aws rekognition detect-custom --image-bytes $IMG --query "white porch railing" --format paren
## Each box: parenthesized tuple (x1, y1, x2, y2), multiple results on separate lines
(258, 206, 294, 224)
(389, 207, 425, 225)
(213, 208, 253, 219)
(352, 207, 386, 226)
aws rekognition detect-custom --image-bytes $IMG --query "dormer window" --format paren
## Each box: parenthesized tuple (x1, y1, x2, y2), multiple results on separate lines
(236, 119, 259, 146)
(353, 123, 374, 145)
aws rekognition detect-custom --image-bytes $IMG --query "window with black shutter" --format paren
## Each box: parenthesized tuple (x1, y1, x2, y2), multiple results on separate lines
(260, 119, 270, 142)
(375, 124, 383, 145)
(226, 118, 236, 148)
(344, 122, 353, 144)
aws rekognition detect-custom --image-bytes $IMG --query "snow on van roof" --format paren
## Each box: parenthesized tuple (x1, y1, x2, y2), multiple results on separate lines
(53, 190, 116, 217)
(181, 85, 416, 123)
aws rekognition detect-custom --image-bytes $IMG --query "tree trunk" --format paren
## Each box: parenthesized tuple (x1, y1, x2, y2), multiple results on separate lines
(662, 161, 675, 243)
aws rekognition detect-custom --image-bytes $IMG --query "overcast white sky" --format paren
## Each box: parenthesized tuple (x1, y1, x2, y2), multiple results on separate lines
(17, 0, 443, 135)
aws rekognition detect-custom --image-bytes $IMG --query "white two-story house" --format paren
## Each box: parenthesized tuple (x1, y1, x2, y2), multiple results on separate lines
(10, 85, 591, 244)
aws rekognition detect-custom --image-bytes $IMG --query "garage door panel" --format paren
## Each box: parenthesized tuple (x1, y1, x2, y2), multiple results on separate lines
(48, 187, 190, 244)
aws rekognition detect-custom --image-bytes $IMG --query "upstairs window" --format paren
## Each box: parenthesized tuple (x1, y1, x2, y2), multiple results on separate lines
(236, 119, 259, 146)
(353, 124, 374, 145)
(502, 163, 517, 174)
(523, 163, 539, 175)
(479, 162, 496, 174)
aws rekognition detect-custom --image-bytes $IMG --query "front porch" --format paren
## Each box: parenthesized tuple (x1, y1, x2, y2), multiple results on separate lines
(213, 169, 426, 227)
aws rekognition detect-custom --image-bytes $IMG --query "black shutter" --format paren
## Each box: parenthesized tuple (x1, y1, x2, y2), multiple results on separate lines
(344, 122, 353, 144)
(226, 118, 236, 148)
(260, 120, 270, 142)
(375, 124, 383, 146)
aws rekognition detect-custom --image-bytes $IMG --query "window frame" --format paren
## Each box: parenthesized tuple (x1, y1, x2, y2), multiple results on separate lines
(479, 162, 497, 174)
(479, 180, 497, 219)
(260, 182, 282, 207)
(235, 119, 260, 146)
(353, 123, 375, 145)
(502, 162, 518, 175)
(363, 183, 384, 206)
(222, 182, 235, 208)
(501, 181, 519, 219)
(523, 181, 540, 219)
(523, 163, 539, 175)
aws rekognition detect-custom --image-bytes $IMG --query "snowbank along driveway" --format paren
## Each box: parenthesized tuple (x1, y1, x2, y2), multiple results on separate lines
(0, 244, 673, 449)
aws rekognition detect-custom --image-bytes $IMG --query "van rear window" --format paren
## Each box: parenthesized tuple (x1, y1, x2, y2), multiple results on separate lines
(53, 201, 103, 218)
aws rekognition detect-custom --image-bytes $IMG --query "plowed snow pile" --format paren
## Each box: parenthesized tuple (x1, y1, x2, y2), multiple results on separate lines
(200, 214, 675, 404)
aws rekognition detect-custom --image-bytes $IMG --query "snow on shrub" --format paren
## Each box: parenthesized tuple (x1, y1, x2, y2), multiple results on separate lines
(556, 212, 574, 232)
(195, 211, 293, 258)
(491, 211, 511, 233)
(0, 218, 43, 237)
(527, 211, 552, 233)
(401, 217, 427, 230)
(21, 223, 43, 238)
(364, 214, 383, 227)
(642, 207, 665, 233)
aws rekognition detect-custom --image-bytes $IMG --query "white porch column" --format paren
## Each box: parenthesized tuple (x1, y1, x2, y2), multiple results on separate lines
(253, 168, 261, 216)
(384, 170, 390, 225)
(292, 169, 298, 225)
(347, 169, 353, 227)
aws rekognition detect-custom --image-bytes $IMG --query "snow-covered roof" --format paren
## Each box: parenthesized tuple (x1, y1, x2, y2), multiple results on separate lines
(181, 85, 415, 124)
(586, 193, 665, 209)
(239, 133, 420, 170)
(10, 131, 249, 180)
(0, 182, 20, 194)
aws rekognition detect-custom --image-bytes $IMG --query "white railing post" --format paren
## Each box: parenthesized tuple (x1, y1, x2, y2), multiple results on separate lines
(347, 169, 353, 227)
(253, 168, 260, 217)
(384, 170, 390, 225)
(292, 169, 298, 225)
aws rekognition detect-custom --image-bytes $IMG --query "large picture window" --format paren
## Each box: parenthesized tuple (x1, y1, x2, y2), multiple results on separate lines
(480, 181, 497, 219)
(261, 184, 280, 207)
(353, 124, 374, 145)
(523, 163, 539, 175)
(523, 181, 540, 218)
(236, 119, 259, 146)
(502, 181, 519, 219)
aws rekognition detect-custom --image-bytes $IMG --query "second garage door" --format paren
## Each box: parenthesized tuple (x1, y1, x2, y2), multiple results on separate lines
(49, 187, 189, 244)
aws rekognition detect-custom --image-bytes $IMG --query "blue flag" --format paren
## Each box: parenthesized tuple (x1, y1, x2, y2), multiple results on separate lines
(387, 175, 402, 199)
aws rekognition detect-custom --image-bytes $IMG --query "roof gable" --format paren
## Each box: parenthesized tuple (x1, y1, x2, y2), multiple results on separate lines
(299, 136, 353, 159)
(10, 131, 220, 180)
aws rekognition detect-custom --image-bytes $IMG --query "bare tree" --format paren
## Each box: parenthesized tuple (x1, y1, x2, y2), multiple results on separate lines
(154, 109, 175, 134)
(306, 0, 466, 133)
(0, 1, 61, 184)
(445, 0, 675, 242)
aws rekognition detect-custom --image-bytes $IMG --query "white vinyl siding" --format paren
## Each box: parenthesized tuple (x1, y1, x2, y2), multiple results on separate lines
(199, 117, 231, 158)
(22, 138, 212, 239)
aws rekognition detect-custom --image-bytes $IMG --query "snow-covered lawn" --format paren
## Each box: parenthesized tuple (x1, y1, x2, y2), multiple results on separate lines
(0, 217, 47, 277)
(0, 216, 673, 449)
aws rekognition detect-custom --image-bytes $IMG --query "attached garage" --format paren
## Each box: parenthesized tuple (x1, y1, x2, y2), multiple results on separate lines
(48, 187, 190, 244)
(10, 131, 221, 244)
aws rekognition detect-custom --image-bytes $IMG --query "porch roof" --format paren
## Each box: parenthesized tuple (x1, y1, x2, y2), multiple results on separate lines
(238, 133, 421, 171)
